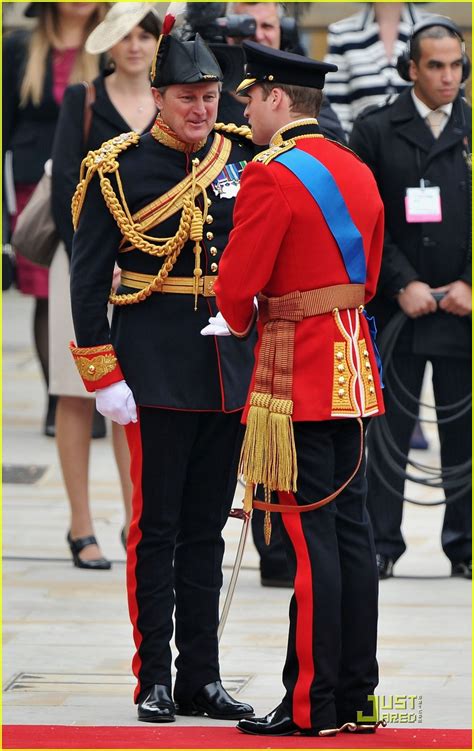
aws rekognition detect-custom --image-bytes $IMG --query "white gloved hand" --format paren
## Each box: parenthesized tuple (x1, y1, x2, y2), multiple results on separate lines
(96, 380, 137, 425)
(200, 311, 231, 337)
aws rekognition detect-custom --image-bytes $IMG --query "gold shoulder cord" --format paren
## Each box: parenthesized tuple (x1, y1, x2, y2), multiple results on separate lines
(253, 139, 296, 165)
(71, 133, 217, 308)
(214, 122, 253, 140)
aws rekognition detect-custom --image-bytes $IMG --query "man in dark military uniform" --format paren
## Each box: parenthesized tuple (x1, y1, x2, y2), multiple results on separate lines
(211, 41, 385, 737)
(69, 20, 255, 724)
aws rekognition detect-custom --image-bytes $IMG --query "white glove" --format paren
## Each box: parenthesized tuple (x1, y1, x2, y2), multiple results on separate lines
(96, 380, 137, 425)
(200, 311, 231, 337)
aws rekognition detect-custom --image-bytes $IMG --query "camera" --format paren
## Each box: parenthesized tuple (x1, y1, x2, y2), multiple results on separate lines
(181, 3, 256, 43)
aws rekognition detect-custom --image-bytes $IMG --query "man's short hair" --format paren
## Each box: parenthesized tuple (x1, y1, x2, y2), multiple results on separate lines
(259, 82, 323, 117)
(228, 2, 284, 20)
(411, 25, 462, 64)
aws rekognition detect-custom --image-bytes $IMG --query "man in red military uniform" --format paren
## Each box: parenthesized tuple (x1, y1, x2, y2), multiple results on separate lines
(208, 41, 385, 737)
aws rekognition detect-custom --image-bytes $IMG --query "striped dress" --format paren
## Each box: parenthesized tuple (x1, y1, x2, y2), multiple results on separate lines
(324, 3, 424, 137)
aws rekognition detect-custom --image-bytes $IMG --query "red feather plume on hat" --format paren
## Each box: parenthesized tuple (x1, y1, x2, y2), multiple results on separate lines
(151, 2, 186, 81)
(161, 2, 186, 35)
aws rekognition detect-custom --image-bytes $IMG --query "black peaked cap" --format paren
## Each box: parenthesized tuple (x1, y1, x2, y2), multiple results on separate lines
(237, 40, 338, 94)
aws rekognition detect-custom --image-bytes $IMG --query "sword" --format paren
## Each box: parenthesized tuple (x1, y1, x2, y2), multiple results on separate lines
(218, 506, 251, 642)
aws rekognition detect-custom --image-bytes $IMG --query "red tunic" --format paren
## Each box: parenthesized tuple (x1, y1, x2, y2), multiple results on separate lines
(215, 123, 385, 422)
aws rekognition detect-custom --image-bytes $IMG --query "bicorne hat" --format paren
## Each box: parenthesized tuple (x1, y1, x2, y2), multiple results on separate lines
(150, 4, 222, 88)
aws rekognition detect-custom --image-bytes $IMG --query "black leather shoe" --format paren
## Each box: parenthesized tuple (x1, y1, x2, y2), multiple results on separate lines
(137, 684, 175, 723)
(66, 532, 111, 570)
(237, 704, 337, 737)
(451, 560, 472, 579)
(376, 554, 394, 580)
(175, 680, 254, 720)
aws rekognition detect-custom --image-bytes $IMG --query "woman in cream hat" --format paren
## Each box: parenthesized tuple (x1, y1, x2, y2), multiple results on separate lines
(49, 3, 161, 569)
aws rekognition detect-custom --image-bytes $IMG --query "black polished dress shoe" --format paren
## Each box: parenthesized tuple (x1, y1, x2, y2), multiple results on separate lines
(376, 554, 394, 580)
(237, 704, 337, 737)
(451, 559, 472, 579)
(175, 680, 254, 720)
(137, 684, 175, 723)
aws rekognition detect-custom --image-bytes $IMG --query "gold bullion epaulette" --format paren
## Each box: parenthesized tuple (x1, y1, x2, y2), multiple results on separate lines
(214, 122, 253, 141)
(72, 131, 140, 230)
(252, 139, 295, 165)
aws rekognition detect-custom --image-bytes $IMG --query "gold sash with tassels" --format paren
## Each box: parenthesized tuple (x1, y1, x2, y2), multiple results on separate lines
(240, 284, 365, 542)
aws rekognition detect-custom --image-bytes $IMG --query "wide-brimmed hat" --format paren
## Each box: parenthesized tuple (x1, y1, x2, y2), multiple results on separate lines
(85, 2, 160, 55)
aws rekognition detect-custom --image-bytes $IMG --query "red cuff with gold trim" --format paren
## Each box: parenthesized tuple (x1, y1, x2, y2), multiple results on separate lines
(69, 342, 124, 393)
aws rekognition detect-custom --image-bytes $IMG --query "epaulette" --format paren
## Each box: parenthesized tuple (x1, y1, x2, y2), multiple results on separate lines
(72, 131, 140, 229)
(214, 122, 253, 141)
(357, 94, 398, 121)
(252, 139, 295, 165)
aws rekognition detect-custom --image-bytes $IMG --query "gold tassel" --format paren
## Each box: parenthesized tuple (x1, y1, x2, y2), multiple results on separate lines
(264, 486, 272, 545)
(243, 482, 254, 513)
(190, 207, 203, 310)
(239, 391, 271, 485)
(267, 398, 298, 492)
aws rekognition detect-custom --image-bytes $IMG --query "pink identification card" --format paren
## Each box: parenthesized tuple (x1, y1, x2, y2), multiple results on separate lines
(405, 185, 442, 223)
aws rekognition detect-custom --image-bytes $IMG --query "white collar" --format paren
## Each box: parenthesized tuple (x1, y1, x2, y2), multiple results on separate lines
(411, 88, 453, 121)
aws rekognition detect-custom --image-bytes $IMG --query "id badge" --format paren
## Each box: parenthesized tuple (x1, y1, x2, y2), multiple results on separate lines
(405, 181, 442, 223)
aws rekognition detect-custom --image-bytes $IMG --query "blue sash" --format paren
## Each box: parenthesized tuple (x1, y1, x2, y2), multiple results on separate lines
(274, 148, 367, 284)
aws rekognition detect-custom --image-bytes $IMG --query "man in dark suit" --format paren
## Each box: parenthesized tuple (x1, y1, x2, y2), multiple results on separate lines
(69, 24, 255, 723)
(350, 17, 472, 580)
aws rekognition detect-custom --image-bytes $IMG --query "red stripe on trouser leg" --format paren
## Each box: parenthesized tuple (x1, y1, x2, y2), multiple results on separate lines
(278, 490, 314, 730)
(125, 414, 145, 703)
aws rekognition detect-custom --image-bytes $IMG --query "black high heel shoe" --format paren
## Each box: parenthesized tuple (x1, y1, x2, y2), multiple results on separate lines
(67, 532, 112, 570)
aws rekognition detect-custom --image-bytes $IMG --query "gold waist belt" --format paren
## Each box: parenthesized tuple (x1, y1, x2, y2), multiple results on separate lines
(120, 271, 217, 297)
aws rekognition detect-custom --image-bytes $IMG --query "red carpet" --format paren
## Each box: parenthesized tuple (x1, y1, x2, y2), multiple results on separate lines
(2, 725, 471, 749)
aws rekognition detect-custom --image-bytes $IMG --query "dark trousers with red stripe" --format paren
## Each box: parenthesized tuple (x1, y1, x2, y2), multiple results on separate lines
(125, 407, 243, 703)
(366, 355, 472, 564)
(270, 418, 378, 731)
